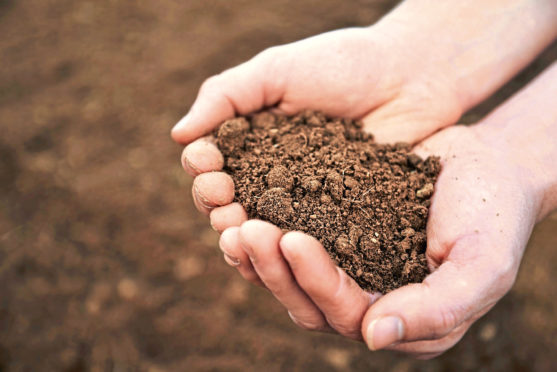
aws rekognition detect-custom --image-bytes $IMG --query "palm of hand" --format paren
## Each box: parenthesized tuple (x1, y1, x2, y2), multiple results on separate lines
(210, 125, 535, 359)
(171, 28, 539, 359)
(367, 125, 536, 357)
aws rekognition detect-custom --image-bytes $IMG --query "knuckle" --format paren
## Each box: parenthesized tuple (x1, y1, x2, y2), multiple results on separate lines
(182, 149, 200, 175)
(326, 317, 359, 339)
(325, 268, 356, 312)
(257, 46, 280, 60)
(254, 45, 285, 76)
(289, 313, 325, 332)
(199, 75, 221, 94)
(263, 276, 289, 295)
(261, 275, 280, 289)
(425, 244, 446, 269)
(430, 306, 459, 338)
(296, 320, 323, 332)
(242, 270, 261, 285)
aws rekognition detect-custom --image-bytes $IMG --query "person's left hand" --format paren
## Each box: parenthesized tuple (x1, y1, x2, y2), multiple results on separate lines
(216, 122, 539, 358)
(213, 63, 557, 356)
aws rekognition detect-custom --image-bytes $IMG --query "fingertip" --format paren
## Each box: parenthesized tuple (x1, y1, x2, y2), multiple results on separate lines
(219, 227, 245, 264)
(278, 231, 299, 257)
(239, 220, 283, 250)
(279, 232, 334, 280)
(279, 231, 321, 259)
(182, 139, 224, 176)
(365, 315, 405, 351)
(219, 226, 243, 265)
(171, 113, 193, 144)
(219, 226, 240, 251)
(219, 227, 265, 287)
(210, 203, 248, 232)
(193, 172, 235, 207)
(239, 219, 281, 238)
(281, 232, 369, 339)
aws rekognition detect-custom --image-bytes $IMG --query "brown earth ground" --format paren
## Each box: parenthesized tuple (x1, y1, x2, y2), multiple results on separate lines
(0, 1, 556, 371)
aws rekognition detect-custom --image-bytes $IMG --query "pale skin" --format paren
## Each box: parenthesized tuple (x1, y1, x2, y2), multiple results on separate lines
(171, 0, 557, 359)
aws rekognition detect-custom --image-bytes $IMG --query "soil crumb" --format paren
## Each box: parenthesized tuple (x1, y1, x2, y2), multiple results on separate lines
(216, 111, 441, 293)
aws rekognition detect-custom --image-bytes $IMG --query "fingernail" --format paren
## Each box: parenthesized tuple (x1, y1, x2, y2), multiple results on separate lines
(193, 184, 215, 210)
(219, 235, 240, 266)
(223, 253, 241, 266)
(366, 316, 404, 351)
(183, 156, 202, 175)
(240, 241, 255, 262)
(172, 113, 191, 133)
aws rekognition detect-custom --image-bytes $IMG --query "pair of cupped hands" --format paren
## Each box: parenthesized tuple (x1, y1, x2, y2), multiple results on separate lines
(171, 3, 557, 358)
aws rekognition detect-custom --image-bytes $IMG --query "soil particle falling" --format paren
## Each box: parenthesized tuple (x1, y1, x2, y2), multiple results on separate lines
(216, 110, 441, 293)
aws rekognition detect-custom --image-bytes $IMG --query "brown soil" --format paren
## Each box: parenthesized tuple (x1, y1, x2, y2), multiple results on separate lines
(1, 1, 557, 371)
(217, 111, 440, 293)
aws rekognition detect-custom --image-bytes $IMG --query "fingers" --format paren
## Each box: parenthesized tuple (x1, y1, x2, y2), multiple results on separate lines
(171, 49, 285, 144)
(361, 234, 514, 351)
(239, 220, 330, 332)
(386, 305, 492, 359)
(192, 172, 235, 215)
(219, 227, 264, 287)
(181, 137, 233, 217)
(280, 231, 378, 340)
(210, 203, 248, 233)
(181, 137, 223, 176)
(387, 318, 472, 359)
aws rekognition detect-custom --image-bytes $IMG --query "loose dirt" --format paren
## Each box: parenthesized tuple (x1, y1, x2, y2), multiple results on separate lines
(217, 110, 441, 293)
(3, 1, 556, 370)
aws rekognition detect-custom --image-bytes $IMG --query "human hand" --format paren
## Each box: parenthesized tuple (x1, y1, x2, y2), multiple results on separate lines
(214, 62, 557, 358)
(173, 23, 463, 235)
(172, 0, 557, 228)
(171, 0, 557, 358)
(360, 58, 557, 357)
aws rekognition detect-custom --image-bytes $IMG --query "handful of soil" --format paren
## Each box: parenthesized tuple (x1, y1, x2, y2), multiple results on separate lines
(216, 110, 440, 293)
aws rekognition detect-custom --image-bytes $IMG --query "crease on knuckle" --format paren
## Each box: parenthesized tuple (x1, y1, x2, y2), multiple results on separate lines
(321, 269, 362, 337)
(329, 268, 360, 313)
(421, 280, 460, 339)
(264, 276, 288, 295)
(255, 46, 288, 92)
(289, 312, 326, 332)
(260, 268, 294, 296)
(326, 316, 360, 339)
(430, 304, 459, 339)
(242, 270, 261, 285)
(327, 267, 348, 304)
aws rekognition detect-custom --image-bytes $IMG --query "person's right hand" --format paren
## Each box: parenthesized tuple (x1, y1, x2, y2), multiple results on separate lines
(172, 0, 557, 232)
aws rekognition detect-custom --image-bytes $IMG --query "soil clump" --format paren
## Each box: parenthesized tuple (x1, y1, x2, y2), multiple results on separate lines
(216, 111, 440, 293)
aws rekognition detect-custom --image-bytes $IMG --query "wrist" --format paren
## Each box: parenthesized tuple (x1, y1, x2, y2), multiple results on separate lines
(473, 62, 557, 220)
(374, 0, 557, 112)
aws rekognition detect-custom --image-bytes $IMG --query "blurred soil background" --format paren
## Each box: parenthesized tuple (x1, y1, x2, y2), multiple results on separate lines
(0, 0, 556, 371)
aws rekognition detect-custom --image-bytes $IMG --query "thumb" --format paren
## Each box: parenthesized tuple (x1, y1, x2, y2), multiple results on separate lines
(171, 48, 285, 144)
(361, 235, 514, 351)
